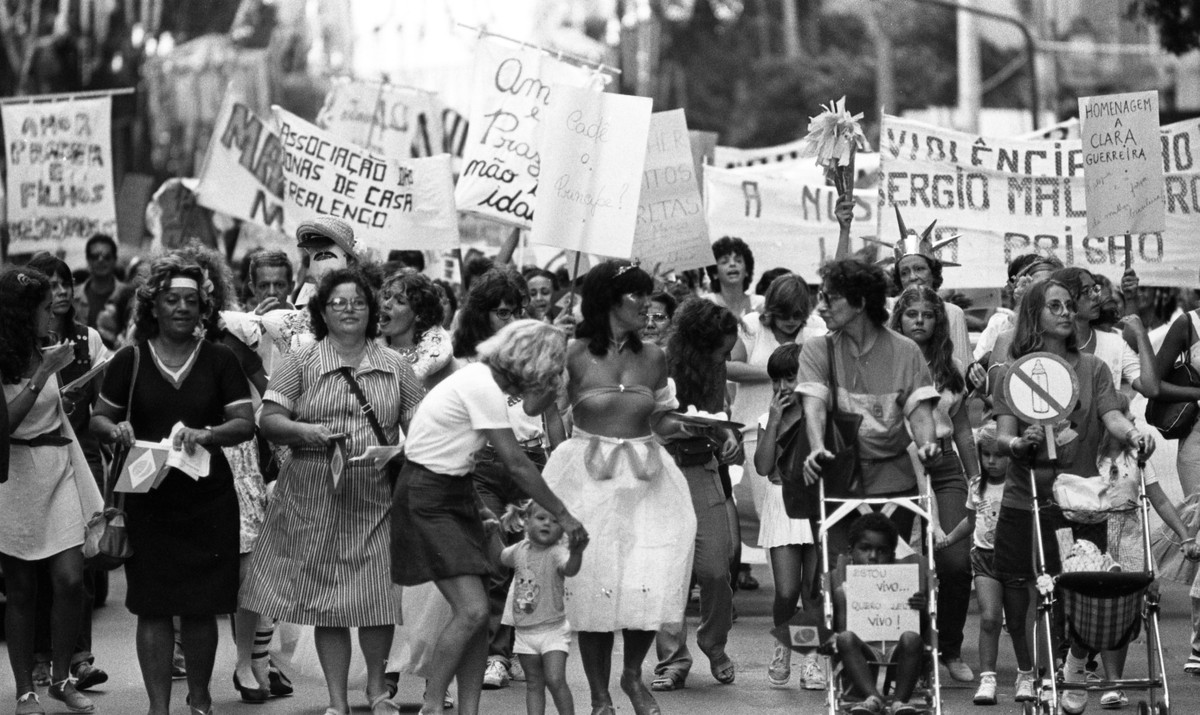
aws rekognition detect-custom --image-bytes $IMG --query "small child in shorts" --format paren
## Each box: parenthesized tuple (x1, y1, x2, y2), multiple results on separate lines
(501, 500, 587, 715)
(831, 512, 928, 715)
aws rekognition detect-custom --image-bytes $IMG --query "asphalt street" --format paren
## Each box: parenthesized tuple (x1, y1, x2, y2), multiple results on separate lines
(3, 568, 1198, 714)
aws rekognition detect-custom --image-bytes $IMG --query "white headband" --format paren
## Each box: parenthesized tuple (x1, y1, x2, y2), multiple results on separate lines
(167, 277, 200, 291)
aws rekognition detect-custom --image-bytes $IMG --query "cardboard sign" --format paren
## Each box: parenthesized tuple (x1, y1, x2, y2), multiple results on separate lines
(2, 96, 117, 254)
(844, 564, 921, 642)
(316, 78, 445, 159)
(1002, 352, 1080, 426)
(530, 85, 652, 258)
(704, 166, 877, 282)
(876, 115, 1200, 288)
(1078, 90, 1165, 238)
(455, 38, 596, 228)
(273, 107, 459, 255)
(195, 94, 286, 232)
(629, 110, 711, 272)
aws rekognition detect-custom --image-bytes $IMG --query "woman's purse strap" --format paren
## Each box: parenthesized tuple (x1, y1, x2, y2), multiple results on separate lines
(336, 367, 390, 446)
(825, 336, 839, 413)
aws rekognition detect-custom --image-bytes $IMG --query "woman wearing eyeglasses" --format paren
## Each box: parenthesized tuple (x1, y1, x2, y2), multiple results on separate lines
(990, 279, 1153, 714)
(239, 268, 422, 715)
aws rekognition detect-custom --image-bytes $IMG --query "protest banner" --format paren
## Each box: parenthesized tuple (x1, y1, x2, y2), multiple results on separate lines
(195, 94, 286, 232)
(714, 137, 808, 169)
(273, 107, 459, 256)
(530, 85, 652, 258)
(1078, 90, 1165, 239)
(2, 95, 117, 255)
(876, 115, 1200, 288)
(704, 165, 877, 280)
(845, 564, 921, 642)
(455, 38, 597, 228)
(630, 110, 711, 272)
(316, 78, 445, 160)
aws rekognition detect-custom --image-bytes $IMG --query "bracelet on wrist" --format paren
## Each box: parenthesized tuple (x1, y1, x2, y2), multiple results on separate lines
(1008, 436, 1023, 456)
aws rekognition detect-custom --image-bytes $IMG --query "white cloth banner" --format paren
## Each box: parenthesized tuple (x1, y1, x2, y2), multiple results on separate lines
(530, 85, 651, 258)
(704, 165, 878, 282)
(455, 38, 595, 228)
(630, 110, 711, 272)
(2, 96, 116, 254)
(273, 106, 459, 255)
(316, 78, 445, 160)
(877, 115, 1200, 288)
(195, 94, 286, 232)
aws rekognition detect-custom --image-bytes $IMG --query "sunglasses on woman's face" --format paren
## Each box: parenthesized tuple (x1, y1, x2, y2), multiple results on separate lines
(1045, 299, 1077, 316)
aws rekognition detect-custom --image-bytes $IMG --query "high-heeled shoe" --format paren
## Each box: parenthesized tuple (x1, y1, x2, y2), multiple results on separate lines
(233, 672, 269, 703)
(268, 666, 294, 697)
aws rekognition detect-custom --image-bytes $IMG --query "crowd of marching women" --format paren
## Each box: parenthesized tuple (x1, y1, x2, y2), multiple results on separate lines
(7, 214, 1200, 715)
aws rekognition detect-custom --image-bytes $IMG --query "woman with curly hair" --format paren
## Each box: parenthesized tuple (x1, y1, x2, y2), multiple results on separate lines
(542, 259, 697, 715)
(888, 285, 980, 683)
(91, 255, 256, 715)
(392, 320, 586, 715)
(705, 236, 760, 318)
(379, 269, 453, 395)
(798, 258, 941, 551)
(2, 266, 103, 715)
(650, 298, 742, 692)
(452, 268, 527, 360)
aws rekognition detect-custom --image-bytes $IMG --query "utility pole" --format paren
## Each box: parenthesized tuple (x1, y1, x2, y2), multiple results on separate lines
(957, 0, 981, 132)
(865, 1, 896, 114)
(782, 0, 801, 58)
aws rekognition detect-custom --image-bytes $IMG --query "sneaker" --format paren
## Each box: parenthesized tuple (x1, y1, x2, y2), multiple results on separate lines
(15, 692, 45, 715)
(1060, 668, 1087, 714)
(71, 662, 108, 691)
(973, 672, 998, 705)
(508, 658, 526, 682)
(442, 688, 454, 710)
(1185, 650, 1200, 675)
(1099, 690, 1128, 709)
(800, 653, 826, 691)
(482, 657, 509, 690)
(1014, 670, 1037, 702)
(47, 679, 94, 714)
(944, 657, 974, 682)
(767, 642, 791, 687)
(31, 660, 51, 687)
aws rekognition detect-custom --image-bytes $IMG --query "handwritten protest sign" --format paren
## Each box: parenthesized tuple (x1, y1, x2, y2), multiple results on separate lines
(317, 78, 445, 160)
(876, 115, 1200, 288)
(629, 110, 710, 272)
(2, 96, 116, 254)
(455, 38, 596, 228)
(1078, 90, 1165, 238)
(845, 564, 920, 642)
(273, 107, 459, 255)
(195, 94, 285, 231)
(704, 166, 877, 280)
(530, 85, 652, 258)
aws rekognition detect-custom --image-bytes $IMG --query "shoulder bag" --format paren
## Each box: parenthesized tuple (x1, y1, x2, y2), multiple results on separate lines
(779, 337, 865, 519)
(83, 345, 137, 570)
(1146, 311, 1200, 440)
(337, 367, 404, 489)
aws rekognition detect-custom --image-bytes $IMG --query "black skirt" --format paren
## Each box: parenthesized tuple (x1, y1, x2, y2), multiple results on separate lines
(391, 461, 489, 586)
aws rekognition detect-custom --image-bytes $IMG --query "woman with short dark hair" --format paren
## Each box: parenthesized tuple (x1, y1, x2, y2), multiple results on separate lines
(92, 255, 256, 715)
(706, 236, 760, 318)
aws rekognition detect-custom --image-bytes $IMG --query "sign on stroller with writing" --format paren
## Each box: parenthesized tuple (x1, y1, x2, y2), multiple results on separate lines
(845, 564, 920, 642)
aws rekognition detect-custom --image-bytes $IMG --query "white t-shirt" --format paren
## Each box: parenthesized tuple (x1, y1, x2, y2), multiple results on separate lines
(404, 362, 512, 475)
(1090, 330, 1139, 395)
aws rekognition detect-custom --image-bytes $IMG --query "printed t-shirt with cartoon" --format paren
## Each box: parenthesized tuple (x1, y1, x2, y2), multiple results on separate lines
(966, 476, 1005, 550)
(794, 329, 940, 494)
(501, 541, 570, 629)
(990, 353, 1122, 510)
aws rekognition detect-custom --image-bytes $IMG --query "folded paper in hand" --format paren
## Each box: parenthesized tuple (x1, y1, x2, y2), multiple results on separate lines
(166, 422, 211, 480)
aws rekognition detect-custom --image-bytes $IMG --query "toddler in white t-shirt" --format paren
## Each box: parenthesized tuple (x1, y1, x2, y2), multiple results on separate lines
(501, 501, 587, 715)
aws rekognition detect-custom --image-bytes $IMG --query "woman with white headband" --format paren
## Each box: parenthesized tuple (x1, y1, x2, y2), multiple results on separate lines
(92, 255, 255, 715)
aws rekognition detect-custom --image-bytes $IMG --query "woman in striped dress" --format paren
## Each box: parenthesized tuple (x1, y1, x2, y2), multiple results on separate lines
(240, 269, 421, 715)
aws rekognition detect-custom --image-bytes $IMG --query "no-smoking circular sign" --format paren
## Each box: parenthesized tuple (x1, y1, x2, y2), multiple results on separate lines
(1002, 352, 1080, 425)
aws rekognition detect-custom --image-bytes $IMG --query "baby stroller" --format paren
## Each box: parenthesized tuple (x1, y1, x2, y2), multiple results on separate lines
(1027, 460, 1170, 715)
(817, 477, 942, 715)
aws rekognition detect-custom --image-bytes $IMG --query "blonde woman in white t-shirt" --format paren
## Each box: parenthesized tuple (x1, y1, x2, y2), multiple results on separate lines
(392, 320, 586, 715)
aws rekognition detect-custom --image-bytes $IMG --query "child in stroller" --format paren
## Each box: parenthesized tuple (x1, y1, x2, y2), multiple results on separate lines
(829, 512, 929, 715)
